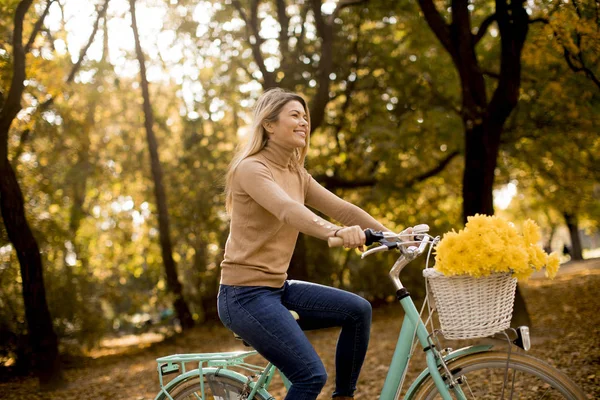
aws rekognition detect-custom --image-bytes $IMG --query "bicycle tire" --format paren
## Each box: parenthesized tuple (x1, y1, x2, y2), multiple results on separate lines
(156, 373, 269, 400)
(411, 351, 586, 400)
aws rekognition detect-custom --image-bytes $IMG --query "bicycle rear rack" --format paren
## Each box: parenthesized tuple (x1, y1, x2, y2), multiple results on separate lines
(156, 350, 265, 395)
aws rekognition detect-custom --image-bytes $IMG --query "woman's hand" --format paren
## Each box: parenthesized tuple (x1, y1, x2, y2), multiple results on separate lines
(333, 225, 366, 251)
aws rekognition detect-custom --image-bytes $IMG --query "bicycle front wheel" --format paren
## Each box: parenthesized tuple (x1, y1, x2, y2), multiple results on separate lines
(412, 351, 586, 400)
(156, 373, 269, 400)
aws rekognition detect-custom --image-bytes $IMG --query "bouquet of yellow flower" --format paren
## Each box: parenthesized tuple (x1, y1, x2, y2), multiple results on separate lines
(434, 214, 560, 281)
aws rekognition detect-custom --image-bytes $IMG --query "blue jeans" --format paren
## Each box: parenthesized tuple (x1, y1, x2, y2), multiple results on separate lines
(217, 280, 372, 400)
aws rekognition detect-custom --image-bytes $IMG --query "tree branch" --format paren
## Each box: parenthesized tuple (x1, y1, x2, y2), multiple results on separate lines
(41, 27, 56, 52)
(416, 0, 454, 57)
(473, 13, 496, 44)
(528, 17, 548, 24)
(481, 69, 500, 79)
(327, 0, 368, 25)
(487, 0, 529, 126)
(24, 0, 55, 54)
(66, 0, 110, 83)
(532, 17, 600, 90)
(403, 150, 460, 187)
(293, 3, 309, 59)
(310, 0, 328, 40)
(312, 174, 377, 189)
(421, 73, 461, 115)
(13, 129, 30, 161)
(0, 0, 35, 160)
(5, 0, 110, 162)
(313, 150, 460, 190)
(307, 0, 334, 131)
(232, 0, 276, 88)
(331, 16, 363, 154)
(571, 0, 583, 19)
(276, 0, 290, 58)
(249, 0, 259, 36)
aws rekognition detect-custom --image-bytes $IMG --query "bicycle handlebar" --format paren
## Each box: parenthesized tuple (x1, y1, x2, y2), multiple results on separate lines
(328, 224, 436, 292)
(327, 228, 386, 248)
(327, 224, 431, 258)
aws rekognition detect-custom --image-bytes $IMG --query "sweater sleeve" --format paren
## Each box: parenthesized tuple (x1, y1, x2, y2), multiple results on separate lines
(235, 160, 341, 240)
(304, 172, 389, 232)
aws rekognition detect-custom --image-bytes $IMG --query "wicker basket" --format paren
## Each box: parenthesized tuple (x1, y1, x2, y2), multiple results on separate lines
(423, 269, 517, 339)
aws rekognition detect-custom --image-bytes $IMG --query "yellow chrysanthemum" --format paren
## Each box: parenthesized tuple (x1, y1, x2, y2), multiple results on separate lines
(523, 219, 541, 245)
(490, 215, 512, 231)
(545, 252, 560, 279)
(434, 215, 559, 281)
(465, 214, 488, 231)
(527, 246, 548, 271)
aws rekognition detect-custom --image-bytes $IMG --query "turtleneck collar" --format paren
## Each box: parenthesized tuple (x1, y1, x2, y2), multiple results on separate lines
(260, 140, 296, 168)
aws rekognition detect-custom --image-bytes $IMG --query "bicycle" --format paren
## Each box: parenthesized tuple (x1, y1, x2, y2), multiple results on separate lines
(153, 225, 586, 399)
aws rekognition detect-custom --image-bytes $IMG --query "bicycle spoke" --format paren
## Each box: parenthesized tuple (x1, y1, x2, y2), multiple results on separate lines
(507, 368, 517, 400)
(538, 386, 553, 400)
(462, 376, 477, 400)
(156, 375, 265, 400)
(414, 352, 585, 400)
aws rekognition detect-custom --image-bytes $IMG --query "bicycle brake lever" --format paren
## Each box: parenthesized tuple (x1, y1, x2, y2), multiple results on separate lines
(361, 245, 388, 259)
(361, 241, 399, 259)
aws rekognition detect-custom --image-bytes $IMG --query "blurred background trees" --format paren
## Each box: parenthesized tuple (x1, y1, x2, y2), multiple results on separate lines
(0, 0, 598, 388)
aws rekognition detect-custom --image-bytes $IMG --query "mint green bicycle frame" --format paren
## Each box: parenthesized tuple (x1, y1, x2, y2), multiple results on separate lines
(245, 290, 481, 400)
(155, 240, 492, 400)
(154, 286, 491, 400)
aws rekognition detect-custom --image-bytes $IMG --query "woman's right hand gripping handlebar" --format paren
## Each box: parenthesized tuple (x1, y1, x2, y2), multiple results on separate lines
(328, 226, 421, 250)
(328, 226, 366, 250)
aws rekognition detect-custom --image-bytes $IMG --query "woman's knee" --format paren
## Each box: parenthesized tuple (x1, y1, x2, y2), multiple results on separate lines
(348, 295, 372, 325)
(293, 368, 328, 393)
(313, 369, 328, 388)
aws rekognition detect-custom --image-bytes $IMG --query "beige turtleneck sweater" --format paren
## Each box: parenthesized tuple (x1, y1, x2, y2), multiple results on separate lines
(220, 140, 388, 287)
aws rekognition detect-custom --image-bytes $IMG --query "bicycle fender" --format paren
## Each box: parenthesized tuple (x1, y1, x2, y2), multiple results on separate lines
(404, 344, 493, 399)
(153, 367, 272, 400)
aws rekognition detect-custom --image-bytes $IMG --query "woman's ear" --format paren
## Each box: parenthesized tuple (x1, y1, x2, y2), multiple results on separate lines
(262, 121, 273, 134)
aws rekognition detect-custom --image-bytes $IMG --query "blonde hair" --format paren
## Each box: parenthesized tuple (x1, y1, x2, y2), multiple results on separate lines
(225, 88, 311, 214)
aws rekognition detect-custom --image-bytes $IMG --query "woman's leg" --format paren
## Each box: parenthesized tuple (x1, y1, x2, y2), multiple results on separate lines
(218, 284, 328, 400)
(281, 280, 372, 398)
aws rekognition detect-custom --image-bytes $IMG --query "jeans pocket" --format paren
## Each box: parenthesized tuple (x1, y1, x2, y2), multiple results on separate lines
(217, 285, 232, 328)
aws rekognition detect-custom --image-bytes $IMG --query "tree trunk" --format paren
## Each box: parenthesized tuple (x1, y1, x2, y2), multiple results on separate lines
(416, 0, 532, 328)
(564, 212, 583, 260)
(464, 121, 530, 327)
(129, 0, 194, 330)
(0, 0, 63, 389)
(462, 123, 498, 221)
(0, 161, 63, 389)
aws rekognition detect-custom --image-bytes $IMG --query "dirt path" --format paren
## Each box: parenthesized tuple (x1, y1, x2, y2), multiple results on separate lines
(1, 260, 598, 399)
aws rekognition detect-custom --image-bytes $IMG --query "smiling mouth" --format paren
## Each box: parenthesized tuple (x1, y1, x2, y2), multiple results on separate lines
(294, 130, 306, 137)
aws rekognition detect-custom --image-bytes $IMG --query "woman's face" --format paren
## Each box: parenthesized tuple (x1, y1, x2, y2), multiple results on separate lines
(267, 100, 308, 149)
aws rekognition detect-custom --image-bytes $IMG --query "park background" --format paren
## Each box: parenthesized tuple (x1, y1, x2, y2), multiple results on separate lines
(0, 0, 598, 397)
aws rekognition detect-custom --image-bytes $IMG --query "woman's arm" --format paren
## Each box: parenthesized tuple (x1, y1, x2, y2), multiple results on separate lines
(235, 160, 342, 240)
(305, 175, 391, 232)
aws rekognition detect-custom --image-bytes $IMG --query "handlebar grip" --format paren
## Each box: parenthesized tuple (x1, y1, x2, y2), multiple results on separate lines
(412, 224, 430, 233)
(328, 236, 344, 247)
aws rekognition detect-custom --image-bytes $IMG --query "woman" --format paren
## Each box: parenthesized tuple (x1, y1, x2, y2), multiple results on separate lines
(218, 88, 391, 400)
